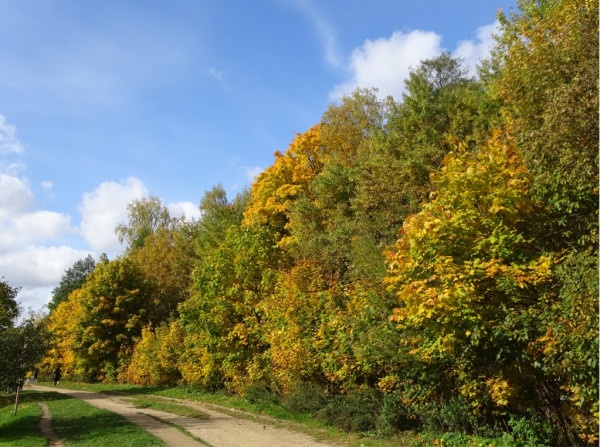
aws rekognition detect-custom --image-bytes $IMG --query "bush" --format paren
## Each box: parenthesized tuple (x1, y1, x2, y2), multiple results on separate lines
(507, 412, 556, 447)
(416, 397, 480, 434)
(281, 382, 327, 414)
(244, 382, 279, 405)
(316, 387, 381, 433)
(376, 392, 418, 436)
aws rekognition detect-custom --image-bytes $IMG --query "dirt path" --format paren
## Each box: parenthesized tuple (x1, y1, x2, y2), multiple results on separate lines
(27, 384, 338, 447)
(37, 402, 64, 447)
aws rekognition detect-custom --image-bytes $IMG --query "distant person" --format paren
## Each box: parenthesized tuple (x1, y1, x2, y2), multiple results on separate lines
(33, 369, 38, 383)
(52, 367, 61, 386)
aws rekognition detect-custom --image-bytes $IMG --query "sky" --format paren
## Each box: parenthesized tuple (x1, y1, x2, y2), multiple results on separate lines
(0, 0, 517, 313)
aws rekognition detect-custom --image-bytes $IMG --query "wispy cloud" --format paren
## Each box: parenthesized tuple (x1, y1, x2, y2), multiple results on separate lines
(288, 0, 341, 69)
(245, 166, 263, 183)
(207, 67, 227, 89)
(0, 114, 25, 154)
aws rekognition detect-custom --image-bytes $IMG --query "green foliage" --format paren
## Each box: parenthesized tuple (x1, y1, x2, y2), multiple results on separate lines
(492, 0, 599, 249)
(43, 2, 598, 444)
(0, 313, 50, 390)
(195, 184, 249, 257)
(280, 382, 327, 414)
(115, 195, 179, 250)
(179, 225, 281, 393)
(48, 255, 96, 313)
(0, 278, 19, 330)
(315, 387, 381, 433)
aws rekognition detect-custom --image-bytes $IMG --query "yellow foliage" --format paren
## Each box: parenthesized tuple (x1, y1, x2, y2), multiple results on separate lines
(243, 125, 323, 239)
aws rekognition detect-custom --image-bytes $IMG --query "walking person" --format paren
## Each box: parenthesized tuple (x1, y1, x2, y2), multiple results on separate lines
(52, 367, 61, 386)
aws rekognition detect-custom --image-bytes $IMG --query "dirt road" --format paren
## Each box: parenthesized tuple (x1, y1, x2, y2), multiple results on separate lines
(27, 384, 338, 447)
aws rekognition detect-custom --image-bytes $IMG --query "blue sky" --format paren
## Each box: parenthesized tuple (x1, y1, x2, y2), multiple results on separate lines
(0, 0, 516, 312)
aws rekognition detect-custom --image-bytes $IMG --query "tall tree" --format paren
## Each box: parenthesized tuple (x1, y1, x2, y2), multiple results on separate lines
(491, 0, 598, 249)
(115, 196, 178, 250)
(0, 279, 49, 389)
(0, 278, 19, 330)
(489, 1, 599, 443)
(196, 184, 249, 257)
(48, 255, 96, 312)
(48, 257, 155, 381)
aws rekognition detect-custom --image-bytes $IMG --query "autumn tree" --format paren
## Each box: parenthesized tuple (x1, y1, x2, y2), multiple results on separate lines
(489, 1, 599, 442)
(48, 256, 156, 381)
(178, 225, 281, 393)
(386, 132, 596, 444)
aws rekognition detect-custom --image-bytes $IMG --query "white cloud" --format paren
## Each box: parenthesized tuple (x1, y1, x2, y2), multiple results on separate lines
(0, 114, 25, 155)
(79, 177, 148, 254)
(0, 245, 90, 303)
(454, 21, 499, 77)
(168, 201, 201, 221)
(15, 286, 54, 313)
(0, 174, 35, 220)
(0, 211, 72, 252)
(330, 21, 501, 102)
(6, 245, 92, 311)
(330, 30, 444, 101)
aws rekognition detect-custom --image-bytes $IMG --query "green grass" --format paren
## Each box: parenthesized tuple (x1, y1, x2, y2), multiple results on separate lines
(44, 393, 168, 447)
(126, 395, 209, 419)
(44, 381, 410, 446)
(5, 390, 168, 447)
(29, 381, 525, 447)
(0, 394, 46, 447)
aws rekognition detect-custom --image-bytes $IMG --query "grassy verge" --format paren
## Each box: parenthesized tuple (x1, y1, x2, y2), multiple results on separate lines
(12, 389, 168, 447)
(125, 395, 209, 419)
(38, 381, 411, 446)
(30, 382, 522, 446)
(0, 393, 46, 447)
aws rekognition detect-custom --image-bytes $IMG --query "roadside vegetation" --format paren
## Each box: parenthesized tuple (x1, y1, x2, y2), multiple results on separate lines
(2, 0, 597, 446)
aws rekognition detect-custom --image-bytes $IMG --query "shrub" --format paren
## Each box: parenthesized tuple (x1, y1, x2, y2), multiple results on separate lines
(316, 387, 381, 433)
(281, 382, 327, 414)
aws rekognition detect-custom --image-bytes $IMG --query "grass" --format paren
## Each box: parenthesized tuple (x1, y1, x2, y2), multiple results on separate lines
(2, 389, 168, 447)
(25, 381, 523, 447)
(40, 381, 412, 447)
(0, 394, 46, 447)
(125, 395, 209, 419)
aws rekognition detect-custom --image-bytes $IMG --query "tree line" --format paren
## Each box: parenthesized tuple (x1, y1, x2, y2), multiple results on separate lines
(4, 0, 596, 445)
